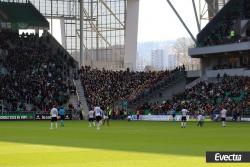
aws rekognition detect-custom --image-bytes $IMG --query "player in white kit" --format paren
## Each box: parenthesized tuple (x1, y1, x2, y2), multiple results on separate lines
(88, 109, 95, 127)
(50, 106, 58, 129)
(181, 107, 189, 128)
(102, 110, 109, 126)
(220, 105, 227, 127)
(197, 113, 204, 127)
(94, 106, 103, 130)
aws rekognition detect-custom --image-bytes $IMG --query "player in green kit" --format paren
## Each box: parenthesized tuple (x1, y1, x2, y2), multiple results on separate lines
(58, 105, 65, 127)
(108, 106, 112, 120)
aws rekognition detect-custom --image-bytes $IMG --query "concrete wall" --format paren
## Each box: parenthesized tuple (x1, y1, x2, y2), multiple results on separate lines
(187, 70, 201, 78)
(206, 68, 250, 77)
(84, 60, 124, 71)
(189, 41, 250, 57)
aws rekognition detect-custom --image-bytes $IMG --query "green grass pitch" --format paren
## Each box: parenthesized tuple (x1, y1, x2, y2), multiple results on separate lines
(0, 121, 249, 167)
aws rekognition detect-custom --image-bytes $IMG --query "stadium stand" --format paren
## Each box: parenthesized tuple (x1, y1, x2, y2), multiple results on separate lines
(0, 1, 49, 29)
(0, 29, 76, 112)
(78, 66, 185, 111)
(138, 0, 250, 117)
(2, 0, 250, 121)
(197, 0, 250, 47)
(0, 1, 79, 114)
(186, 0, 250, 120)
(137, 75, 250, 118)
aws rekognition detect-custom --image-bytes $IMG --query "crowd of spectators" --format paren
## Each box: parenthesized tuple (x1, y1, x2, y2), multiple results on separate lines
(78, 66, 185, 110)
(198, 0, 250, 47)
(137, 75, 250, 118)
(201, 16, 238, 47)
(244, 0, 250, 18)
(0, 29, 76, 112)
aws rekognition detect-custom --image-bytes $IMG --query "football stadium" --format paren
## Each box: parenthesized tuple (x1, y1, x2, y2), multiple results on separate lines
(0, 0, 250, 166)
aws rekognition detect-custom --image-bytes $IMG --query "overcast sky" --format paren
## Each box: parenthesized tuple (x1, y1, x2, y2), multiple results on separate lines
(138, 0, 208, 42)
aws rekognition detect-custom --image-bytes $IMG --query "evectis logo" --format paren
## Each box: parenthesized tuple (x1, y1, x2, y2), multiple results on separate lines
(206, 152, 250, 163)
(214, 153, 242, 162)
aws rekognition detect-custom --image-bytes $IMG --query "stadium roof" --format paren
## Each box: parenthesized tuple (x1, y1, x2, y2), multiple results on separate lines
(0, 1, 49, 29)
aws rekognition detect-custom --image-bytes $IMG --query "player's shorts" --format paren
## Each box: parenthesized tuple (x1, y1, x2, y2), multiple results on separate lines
(60, 115, 65, 120)
(221, 117, 226, 121)
(181, 116, 187, 121)
(172, 114, 176, 118)
(89, 118, 94, 122)
(51, 117, 57, 122)
(96, 116, 102, 122)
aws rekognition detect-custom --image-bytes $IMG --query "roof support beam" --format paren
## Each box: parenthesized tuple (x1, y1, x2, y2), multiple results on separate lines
(99, 0, 125, 29)
(82, 7, 112, 47)
(165, 0, 196, 42)
(192, 0, 201, 32)
(79, 0, 83, 67)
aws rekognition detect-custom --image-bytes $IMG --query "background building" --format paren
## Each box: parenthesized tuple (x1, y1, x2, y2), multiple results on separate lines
(151, 49, 164, 71)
